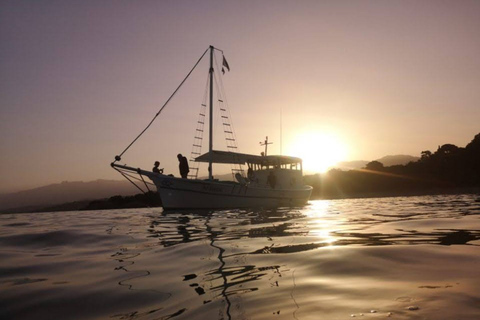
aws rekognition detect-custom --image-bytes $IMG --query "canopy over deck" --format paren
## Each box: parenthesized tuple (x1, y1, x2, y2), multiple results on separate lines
(195, 150, 302, 166)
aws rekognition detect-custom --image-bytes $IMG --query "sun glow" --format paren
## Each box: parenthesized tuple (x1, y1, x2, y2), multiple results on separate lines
(288, 131, 347, 173)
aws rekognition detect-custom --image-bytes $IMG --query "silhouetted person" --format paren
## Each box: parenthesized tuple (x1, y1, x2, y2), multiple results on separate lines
(177, 153, 189, 178)
(235, 173, 247, 185)
(153, 161, 164, 174)
(267, 171, 276, 189)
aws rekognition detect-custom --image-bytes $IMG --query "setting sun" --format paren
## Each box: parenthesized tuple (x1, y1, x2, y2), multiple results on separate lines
(287, 131, 348, 173)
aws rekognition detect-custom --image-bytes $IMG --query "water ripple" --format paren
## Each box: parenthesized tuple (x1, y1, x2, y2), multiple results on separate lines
(1, 194, 479, 319)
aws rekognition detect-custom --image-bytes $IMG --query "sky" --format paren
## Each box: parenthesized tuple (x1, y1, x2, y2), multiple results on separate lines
(1, 0, 480, 193)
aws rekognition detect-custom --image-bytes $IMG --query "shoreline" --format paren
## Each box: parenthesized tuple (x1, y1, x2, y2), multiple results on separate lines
(2, 187, 479, 214)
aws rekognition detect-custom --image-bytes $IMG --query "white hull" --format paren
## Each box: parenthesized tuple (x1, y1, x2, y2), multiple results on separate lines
(148, 174, 312, 209)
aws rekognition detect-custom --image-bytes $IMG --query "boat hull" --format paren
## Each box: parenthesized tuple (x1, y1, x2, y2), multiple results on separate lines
(148, 174, 312, 209)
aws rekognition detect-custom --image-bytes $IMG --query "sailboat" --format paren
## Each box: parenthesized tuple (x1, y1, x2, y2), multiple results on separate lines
(111, 46, 312, 209)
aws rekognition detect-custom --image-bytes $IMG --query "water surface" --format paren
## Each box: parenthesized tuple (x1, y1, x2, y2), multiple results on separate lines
(1, 194, 480, 319)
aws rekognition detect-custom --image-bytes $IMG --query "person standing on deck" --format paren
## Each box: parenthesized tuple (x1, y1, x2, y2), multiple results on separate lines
(177, 154, 190, 178)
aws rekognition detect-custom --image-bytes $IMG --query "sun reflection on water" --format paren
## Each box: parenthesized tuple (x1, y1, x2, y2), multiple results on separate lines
(305, 200, 338, 246)
(306, 199, 331, 216)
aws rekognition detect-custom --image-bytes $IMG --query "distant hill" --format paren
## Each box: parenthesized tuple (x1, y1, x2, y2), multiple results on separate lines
(0, 179, 138, 212)
(376, 155, 420, 167)
(335, 155, 419, 170)
(334, 160, 369, 171)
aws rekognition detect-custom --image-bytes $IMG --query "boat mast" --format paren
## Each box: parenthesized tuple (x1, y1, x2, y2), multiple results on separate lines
(260, 136, 273, 156)
(280, 108, 283, 155)
(208, 45, 214, 180)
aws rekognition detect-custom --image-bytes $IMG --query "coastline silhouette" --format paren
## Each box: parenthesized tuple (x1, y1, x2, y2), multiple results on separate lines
(1, 133, 479, 213)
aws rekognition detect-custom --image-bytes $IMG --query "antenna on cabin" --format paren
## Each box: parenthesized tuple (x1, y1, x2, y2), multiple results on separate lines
(260, 136, 273, 156)
(280, 108, 283, 155)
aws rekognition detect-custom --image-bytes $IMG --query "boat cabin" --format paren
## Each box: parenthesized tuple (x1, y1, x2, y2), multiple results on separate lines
(195, 150, 304, 188)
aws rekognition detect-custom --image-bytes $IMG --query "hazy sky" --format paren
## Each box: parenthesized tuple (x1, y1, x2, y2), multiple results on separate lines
(1, 0, 480, 193)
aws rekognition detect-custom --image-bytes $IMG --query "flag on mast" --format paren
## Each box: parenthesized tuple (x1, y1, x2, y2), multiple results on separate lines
(222, 56, 230, 74)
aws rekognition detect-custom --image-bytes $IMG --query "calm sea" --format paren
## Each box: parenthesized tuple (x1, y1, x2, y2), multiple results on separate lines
(1, 194, 480, 320)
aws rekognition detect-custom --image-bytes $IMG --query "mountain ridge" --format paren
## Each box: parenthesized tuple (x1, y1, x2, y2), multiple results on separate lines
(335, 154, 419, 170)
(0, 179, 137, 212)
